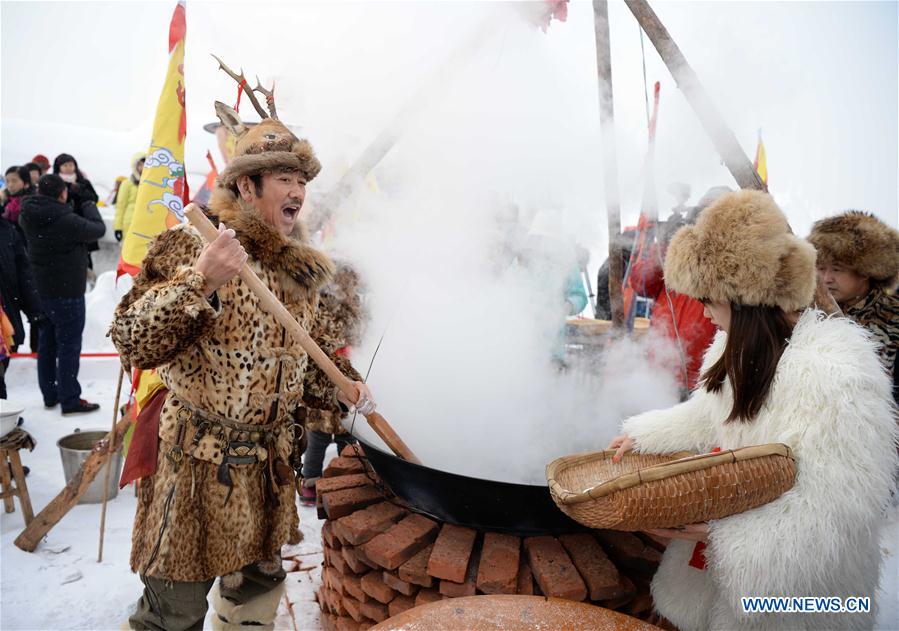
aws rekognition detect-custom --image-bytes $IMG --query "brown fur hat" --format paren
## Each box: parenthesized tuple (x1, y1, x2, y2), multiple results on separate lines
(664, 190, 817, 312)
(808, 211, 899, 288)
(214, 102, 321, 189)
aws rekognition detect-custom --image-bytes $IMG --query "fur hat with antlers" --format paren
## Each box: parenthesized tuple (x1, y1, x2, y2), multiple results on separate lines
(212, 55, 321, 189)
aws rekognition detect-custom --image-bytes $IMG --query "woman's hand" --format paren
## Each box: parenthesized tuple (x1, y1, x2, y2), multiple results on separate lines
(195, 222, 248, 298)
(607, 434, 635, 463)
(646, 523, 709, 543)
(338, 381, 376, 416)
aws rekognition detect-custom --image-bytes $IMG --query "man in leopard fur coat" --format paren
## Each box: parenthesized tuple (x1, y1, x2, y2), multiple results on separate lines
(111, 101, 374, 631)
(809, 210, 899, 404)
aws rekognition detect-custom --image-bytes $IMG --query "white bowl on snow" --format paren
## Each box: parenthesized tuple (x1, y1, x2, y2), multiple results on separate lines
(0, 400, 25, 438)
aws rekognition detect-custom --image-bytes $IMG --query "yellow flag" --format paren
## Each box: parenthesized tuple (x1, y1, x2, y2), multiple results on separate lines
(754, 129, 768, 186)
(118, 1, 187, 276)
(116, 1, 186, 428)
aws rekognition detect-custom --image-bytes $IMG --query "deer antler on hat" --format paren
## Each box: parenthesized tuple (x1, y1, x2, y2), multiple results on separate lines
(212, 54, 321, 188)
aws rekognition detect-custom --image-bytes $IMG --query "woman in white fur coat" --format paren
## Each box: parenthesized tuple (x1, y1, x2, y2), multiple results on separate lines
(608, 190, 898, 631)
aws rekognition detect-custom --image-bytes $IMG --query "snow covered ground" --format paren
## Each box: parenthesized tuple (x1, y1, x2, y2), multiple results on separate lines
(1, 276, 897, 630)
(0, 354, 331, 631)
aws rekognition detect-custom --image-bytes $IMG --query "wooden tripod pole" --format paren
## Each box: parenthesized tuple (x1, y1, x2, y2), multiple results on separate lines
(623, 0, 766, 192)
(593, 0, 626, 329)
(97, 365, 124, 563)
(185, 204, 421, 464)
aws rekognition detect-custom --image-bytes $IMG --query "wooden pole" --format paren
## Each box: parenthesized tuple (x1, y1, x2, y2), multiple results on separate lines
(623, 0, 767, 191)
(97, 366, 125, 562)
(310, 15, 499, 233)
(593, 0, 625, 328)
(185, 204, 421, 464)
(15, 414, 132, 552)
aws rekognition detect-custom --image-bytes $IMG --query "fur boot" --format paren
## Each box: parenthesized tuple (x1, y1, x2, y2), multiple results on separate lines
(210, 580, 284, 631)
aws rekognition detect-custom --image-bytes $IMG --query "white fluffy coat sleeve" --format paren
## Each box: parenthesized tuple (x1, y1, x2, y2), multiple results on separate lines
(620, 332, 726, 455)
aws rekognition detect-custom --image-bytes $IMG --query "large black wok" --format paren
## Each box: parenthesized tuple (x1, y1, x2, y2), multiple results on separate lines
(355, 436, 584, 536)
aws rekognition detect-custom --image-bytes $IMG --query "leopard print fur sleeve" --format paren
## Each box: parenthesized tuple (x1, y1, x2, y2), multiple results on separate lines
(301, 295, 364, 413)
(109, 227, 220, 372)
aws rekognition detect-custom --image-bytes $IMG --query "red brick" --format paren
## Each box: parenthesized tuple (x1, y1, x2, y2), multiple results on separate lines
(388, 593, 416, 618)
(335, 617, 362, 631)
(317, 491, 328, 520)
(326, 545, 350, 575)
(523, 536, 587, 601)
(360, 600, 389, 623)
(342, 573, 371, 603)
(322, 521, 341, 549)
(382, 571, 419, 597)
(398, 545, 434, 587)
(476, 532, 520, 595)
(340, 443, 365, 458)
(317, 473, 371, 495)
(342, 594, 365, 623)
(599, 575, 636, 608)
(414, 588, 443, 607)
(595, 530, 662, 575)
(325, 456, 365, 477)
(438, 548, 478, 598)
(322, 485, 384, 520)
(322, 566, 336, 592)
(342, 546, 370, 574)
(334, 616, 359, 631)
(334, 502, 408, 546)
(427, 524, 477, 583)
(361, 571, 396, 604)
(559, 533, 622, 601)
(516, 557, 533, 595)
(361, 514, 439, 570)
(356, 546, 382, 570)
(321, 611, 337, 631)
(321, 587, 347, 617)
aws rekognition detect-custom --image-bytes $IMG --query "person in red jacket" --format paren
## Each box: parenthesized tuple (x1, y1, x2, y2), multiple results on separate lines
(628, 187, 730, 395)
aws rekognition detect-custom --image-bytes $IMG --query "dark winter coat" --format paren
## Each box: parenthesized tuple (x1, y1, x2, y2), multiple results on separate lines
(0, 218, 42, 347)
(67, 178, 100, 254)
(18, 194, 106, 298)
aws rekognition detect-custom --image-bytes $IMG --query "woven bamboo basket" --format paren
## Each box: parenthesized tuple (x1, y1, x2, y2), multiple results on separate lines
(546, 444, 796, 531)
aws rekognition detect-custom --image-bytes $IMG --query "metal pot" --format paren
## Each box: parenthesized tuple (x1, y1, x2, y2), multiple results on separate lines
(57, 429, 123, 504)
(0, 399, 24, 438)
(355, 436, 584, 536)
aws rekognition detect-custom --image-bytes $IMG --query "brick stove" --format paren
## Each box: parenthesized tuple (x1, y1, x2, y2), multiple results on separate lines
(315, 446, 670, 630)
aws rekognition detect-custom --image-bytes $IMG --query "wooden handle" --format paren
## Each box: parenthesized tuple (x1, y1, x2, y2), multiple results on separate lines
(185, 204, 421, 464)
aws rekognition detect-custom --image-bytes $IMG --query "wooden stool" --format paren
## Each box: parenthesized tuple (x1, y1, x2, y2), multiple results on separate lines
(0, 446, 34, 525)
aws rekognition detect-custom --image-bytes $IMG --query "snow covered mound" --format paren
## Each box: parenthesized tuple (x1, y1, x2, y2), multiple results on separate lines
(83, 272, 132, 352)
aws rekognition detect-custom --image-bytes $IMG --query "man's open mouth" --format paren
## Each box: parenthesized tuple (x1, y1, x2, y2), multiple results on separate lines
(282, 205, 300, 219)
